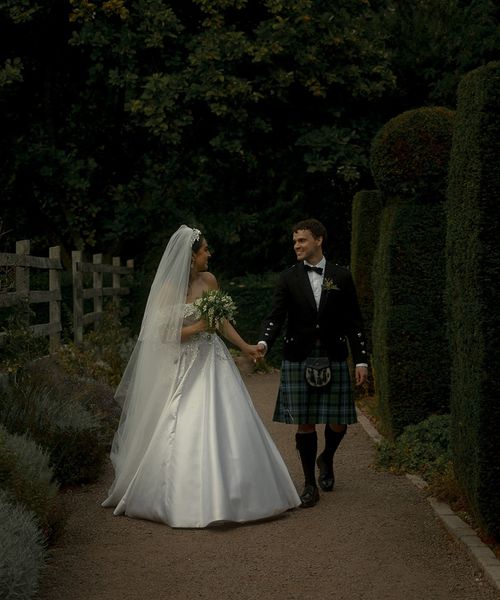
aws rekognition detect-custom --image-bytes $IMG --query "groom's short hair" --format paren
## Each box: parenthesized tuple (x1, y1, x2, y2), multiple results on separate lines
(292, 218, 327, 245)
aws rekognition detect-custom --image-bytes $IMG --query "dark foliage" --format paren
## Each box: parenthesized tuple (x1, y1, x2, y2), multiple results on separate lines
(0, 377, 108, 485)
(371, 107, 455, 201)
(350, 189, 384, 352)
(380, 0, 500, 109)
(1, 0, 396, 272)
(372, 200, 450, 438)
(0, 424, 62, 541)
(0, 489, 46, 600)
(445, 61, 500, 539)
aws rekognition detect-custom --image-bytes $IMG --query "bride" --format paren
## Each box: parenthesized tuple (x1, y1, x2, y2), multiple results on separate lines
(102, 225, 300, 527)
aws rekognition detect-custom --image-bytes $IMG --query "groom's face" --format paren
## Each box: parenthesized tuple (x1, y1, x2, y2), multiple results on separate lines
(293, 229, 323, 264)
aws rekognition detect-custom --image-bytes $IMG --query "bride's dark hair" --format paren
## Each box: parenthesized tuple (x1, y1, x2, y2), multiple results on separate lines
(192, 233, 205, 252)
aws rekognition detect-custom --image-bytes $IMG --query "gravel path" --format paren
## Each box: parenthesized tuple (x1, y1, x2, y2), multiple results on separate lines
(38, 371, 500, 600)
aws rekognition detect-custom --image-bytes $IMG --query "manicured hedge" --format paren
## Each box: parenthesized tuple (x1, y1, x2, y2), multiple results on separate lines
(445, 62, 500, 538)
(371, 107, 455, 201)
(372, 200, 450, 438)
(350, 189, 384, 352)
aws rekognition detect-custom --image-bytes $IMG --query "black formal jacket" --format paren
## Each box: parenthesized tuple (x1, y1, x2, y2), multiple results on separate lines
(260, 261, 368, 364)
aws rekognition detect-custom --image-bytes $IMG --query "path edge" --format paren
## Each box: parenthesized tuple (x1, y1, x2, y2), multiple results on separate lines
(356, 408, 500, 592)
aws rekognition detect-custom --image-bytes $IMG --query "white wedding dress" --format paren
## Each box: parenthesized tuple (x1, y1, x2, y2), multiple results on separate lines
(104, 304, 300, 528)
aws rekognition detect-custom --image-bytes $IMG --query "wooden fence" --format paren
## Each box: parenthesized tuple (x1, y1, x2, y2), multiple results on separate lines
(72, 251, 134, 344)
(0, 240, 63, 353)
(0, 240, 133, 351)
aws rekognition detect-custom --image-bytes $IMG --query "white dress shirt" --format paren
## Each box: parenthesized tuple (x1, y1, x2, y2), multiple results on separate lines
(304, 256, 326, 308)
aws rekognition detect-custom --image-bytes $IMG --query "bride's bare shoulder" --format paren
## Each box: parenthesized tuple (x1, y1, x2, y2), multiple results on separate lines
(200, 271, 218, 290)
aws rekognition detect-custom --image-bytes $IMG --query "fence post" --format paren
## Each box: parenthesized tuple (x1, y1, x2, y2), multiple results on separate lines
(15, 239, 30, 297)
(15, 239, 30, 325)
(93, 253, 103, 329)
(112, 257, 120, 307)
(72, 250, 83, 345)
(49, 245, 61, 353)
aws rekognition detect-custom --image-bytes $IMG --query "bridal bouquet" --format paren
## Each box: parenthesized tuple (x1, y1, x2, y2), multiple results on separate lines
(193, 290, 237, 331)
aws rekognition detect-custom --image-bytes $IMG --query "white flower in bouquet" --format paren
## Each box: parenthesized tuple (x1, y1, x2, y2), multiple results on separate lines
(193, 290, 237, 331)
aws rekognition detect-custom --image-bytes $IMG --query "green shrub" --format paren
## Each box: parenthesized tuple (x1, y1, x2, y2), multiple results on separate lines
(371, 107, 455, 200)
(0, 300, 47, 375)
(0, 424, 61, 539)
(56, 303, 134, 387)
(446, 61, 500, 539)
(376, 414, 451, 479)
(24, 357, 120, 444)
(0, 490, 46, 600)
(0, 377, 107, 485)
(350, 189, 384, 354)
(372, 201, 450, 438)
(221, 273, 282, 367)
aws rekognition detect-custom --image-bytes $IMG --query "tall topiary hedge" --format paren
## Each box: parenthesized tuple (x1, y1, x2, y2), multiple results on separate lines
(445, 61, 500, 539)
(370, 106, 455, 438)
(371, 107, 455, 201)
(372, 200, 450, 438)
(350, 190, 384, 352)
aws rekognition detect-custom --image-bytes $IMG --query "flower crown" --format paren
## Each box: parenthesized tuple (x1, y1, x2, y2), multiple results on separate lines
(191, 228, 201, 245)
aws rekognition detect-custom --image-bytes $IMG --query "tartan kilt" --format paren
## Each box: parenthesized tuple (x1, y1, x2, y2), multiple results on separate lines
(273, 353, 357, 425)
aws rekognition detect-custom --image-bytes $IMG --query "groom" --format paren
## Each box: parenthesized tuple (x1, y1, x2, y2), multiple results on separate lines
(258, 218, 368, 507)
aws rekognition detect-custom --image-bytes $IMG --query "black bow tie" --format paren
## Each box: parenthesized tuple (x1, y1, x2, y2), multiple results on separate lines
(304, 264, 323, 275)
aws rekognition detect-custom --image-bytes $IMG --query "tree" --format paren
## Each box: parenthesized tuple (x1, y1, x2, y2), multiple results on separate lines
(1, 0, 394, 270)
(380, 0, 500, 109)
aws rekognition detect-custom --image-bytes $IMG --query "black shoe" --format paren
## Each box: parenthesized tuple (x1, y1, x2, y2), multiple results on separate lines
(316, 452, 335, 492)
(300, 484, 319, 508)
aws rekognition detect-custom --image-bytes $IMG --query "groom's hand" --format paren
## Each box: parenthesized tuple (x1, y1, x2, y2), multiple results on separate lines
(245, 344, 264, 362)
(257, 342, 267, 357)
(355, 365, 368, 386)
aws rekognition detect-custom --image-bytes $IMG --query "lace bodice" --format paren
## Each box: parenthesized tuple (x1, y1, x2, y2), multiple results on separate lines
(183, 302, 200, 324)
(180, 303, 230, 362)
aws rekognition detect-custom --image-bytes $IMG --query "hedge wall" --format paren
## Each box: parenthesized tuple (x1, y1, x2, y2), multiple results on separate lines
(221, 273, 281, 366)
(445, 62, 500, 538)
(372, 200, 450, 438)
(371, 107, 455, 201)
(350, 190, 384, 353)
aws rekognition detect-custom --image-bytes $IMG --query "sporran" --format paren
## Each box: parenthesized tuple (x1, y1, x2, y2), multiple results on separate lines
(304, 356, 332, 388)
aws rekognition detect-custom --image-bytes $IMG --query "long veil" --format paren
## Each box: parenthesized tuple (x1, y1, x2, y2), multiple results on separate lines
(103, 225, 195, 506)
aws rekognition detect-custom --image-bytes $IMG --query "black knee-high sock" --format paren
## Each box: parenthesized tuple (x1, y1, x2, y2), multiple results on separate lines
(322, 425, 346, 464)
(295, 431, 318, 487)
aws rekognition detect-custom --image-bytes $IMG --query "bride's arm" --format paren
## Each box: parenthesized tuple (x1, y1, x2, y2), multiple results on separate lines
(181, 319, 206, 342)
(219, 319, 262, 361)
(180, 271, 216, 342)
(199, 272, 261, 360)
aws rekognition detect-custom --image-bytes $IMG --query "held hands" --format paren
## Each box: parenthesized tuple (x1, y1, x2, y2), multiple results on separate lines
(257, 342, 267, 357)
(243, 344, 266, 363)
